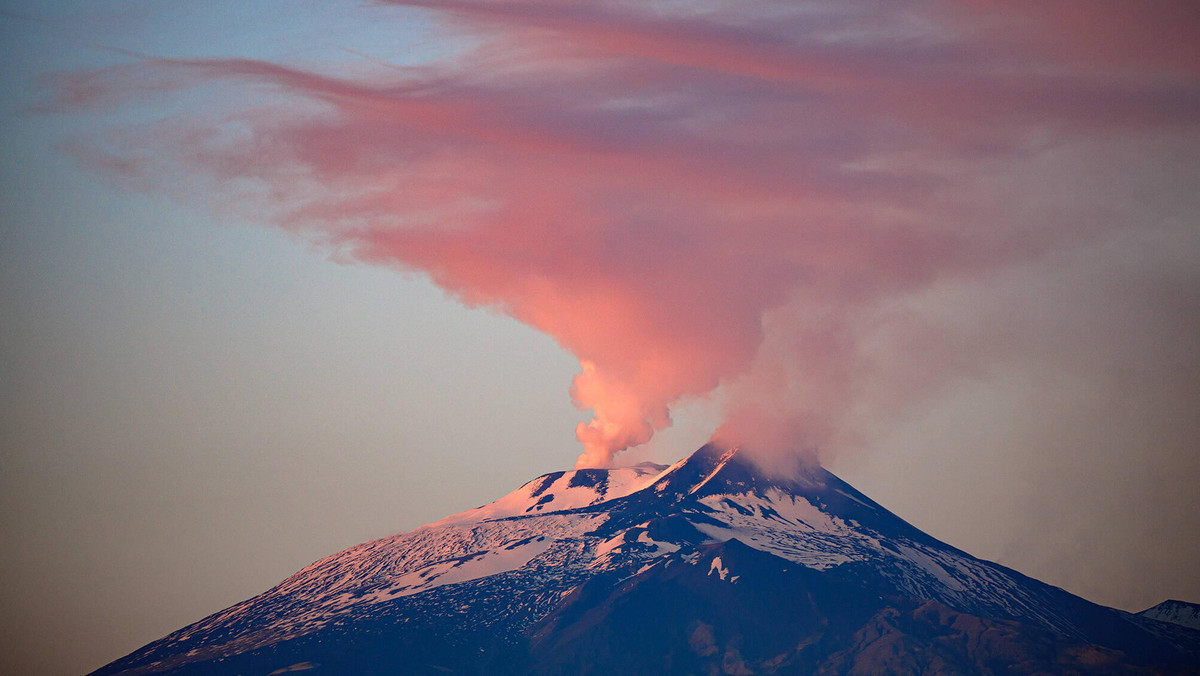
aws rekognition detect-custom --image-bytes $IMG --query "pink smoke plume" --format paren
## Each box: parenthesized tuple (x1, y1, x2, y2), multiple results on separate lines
(58, 0, 1199, 468)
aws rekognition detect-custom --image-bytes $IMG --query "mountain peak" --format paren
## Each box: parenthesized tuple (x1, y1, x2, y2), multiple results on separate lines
(424, 462, 665, 528)
(647, 443, 776, 498)
(1140, 599, 1200, 631)
(645, 443, 839, 504)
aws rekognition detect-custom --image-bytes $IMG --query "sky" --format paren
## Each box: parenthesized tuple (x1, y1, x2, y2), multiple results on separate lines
(1, 1, 1197, 673)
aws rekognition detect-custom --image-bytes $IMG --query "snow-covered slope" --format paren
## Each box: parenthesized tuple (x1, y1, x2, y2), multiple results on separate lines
(1141, 600, 1200, 630)
(93, 444, 1200, 675)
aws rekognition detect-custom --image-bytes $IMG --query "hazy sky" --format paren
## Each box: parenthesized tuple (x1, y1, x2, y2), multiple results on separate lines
(2, 1, 1198, 674)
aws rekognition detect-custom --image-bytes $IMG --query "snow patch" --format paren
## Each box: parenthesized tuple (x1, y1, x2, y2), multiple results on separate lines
(894, 544, 966, 592)
(426, 465, 662, 527)
(377, 536, 554, 600)
(708, 556, 738, 583)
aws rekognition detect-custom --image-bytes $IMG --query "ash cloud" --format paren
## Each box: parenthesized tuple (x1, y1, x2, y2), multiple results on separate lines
(58, 0, 1200, 470)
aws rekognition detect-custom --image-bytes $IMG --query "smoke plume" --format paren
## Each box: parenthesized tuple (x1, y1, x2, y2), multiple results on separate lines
(58, 0, 1200, 469)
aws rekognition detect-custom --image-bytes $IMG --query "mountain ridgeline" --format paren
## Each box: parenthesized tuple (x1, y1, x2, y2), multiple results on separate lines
(94, 445, 1200, 675)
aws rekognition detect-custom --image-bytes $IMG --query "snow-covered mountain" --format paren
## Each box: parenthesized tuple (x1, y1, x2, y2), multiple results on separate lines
(93, 444, 1199, 675)
(1141, 600, 1200, 632)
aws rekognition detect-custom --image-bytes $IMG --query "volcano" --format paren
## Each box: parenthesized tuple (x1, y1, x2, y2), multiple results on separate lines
(93, 445, 1199, 674)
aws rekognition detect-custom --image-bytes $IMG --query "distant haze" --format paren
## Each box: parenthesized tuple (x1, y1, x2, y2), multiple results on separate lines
(1, 1, 1197, 674)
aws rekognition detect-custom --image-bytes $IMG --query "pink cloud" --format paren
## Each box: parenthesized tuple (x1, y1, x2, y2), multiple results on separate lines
(60, 0, 1200, 467)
